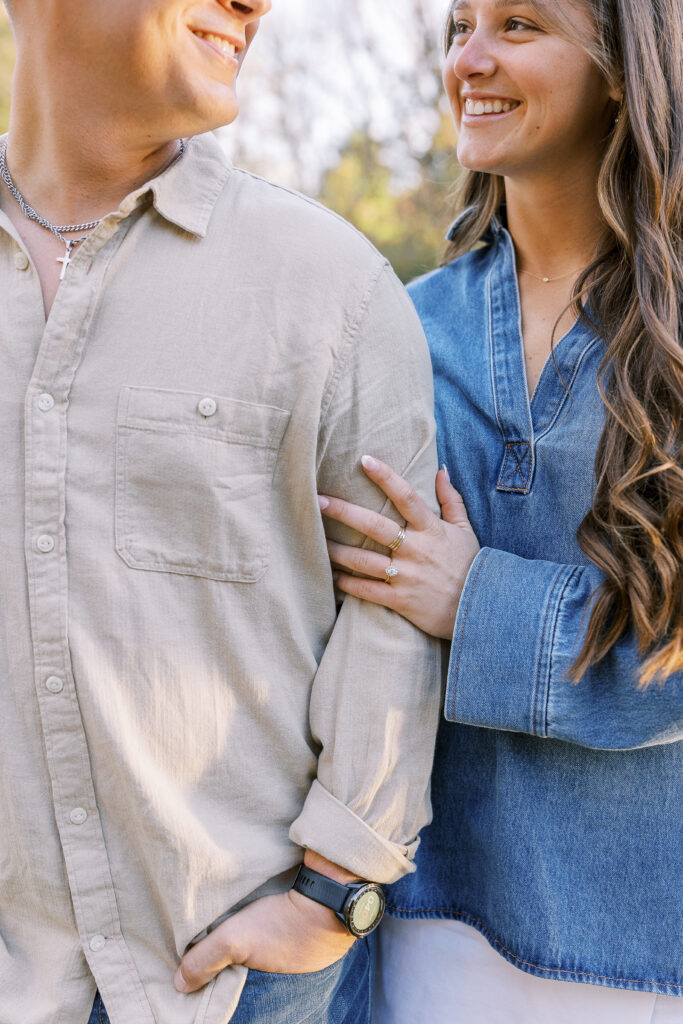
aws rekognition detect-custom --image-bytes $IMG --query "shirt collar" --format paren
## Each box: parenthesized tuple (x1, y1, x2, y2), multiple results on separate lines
(118, 131, 232, 238)
(446, 204, 506, 245)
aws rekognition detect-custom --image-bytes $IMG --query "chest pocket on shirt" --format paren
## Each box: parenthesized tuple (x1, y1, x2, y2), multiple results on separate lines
(115, 386, 290, 582)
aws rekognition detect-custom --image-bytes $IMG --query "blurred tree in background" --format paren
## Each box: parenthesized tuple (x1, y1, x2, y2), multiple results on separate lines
(0, 0, 460, 282)
(226, 0, 460, 281)
(0, 8, 14, 133)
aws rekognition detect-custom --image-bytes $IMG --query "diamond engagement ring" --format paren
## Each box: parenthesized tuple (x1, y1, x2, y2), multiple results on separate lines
(389, 526, 407, 552)
(385, 561, 399, 581)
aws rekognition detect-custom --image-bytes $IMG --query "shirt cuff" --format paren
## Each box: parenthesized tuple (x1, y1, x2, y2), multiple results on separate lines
(289, 779, 419, 884)
(446, 547, 577, 737)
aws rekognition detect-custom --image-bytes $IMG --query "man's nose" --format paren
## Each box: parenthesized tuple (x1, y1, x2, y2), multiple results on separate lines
(452, 30, 498, 82)
(227, 0, 272, 22)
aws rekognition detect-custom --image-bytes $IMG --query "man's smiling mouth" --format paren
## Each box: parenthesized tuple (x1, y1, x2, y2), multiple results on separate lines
(191, 30, 238, 59)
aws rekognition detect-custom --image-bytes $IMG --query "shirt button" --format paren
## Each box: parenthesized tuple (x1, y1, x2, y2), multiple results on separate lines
(198, 397, 217, 417)
(90, 934, 106, 952)
(38, 393, 55, 412)
(14, 251, 29, 271)
(36, 534, 55, 553)
(46, 676, 64, 694)
(70, 807, 88, 825)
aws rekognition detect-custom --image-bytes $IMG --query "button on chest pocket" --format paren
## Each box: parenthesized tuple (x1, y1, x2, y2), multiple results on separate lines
(115, 387, 290, 582)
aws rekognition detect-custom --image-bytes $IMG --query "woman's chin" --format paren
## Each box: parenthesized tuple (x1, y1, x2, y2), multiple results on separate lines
(456, 146, 506, 177)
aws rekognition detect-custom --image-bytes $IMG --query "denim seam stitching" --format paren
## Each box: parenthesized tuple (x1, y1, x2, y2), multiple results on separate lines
(488, 258, 508, 450)
(534, 337, 602, 444)
(448, 549, 492, 718)
(385, 907, 683, 990)
(543, 567, 580, 735)
(532, 567, 570, 737)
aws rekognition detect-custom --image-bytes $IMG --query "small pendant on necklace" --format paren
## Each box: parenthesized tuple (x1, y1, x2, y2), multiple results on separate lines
(57, 242, 74, 281)
(542, 277, 550, 283)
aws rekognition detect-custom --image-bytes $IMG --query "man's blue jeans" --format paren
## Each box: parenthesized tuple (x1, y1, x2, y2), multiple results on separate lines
(88, 937, 373, 1024)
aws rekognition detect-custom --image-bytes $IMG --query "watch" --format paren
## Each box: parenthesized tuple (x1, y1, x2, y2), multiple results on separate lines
(292, 865, 386, 937)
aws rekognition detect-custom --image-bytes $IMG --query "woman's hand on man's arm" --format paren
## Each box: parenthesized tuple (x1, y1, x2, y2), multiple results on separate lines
(319, 457, 481, 640)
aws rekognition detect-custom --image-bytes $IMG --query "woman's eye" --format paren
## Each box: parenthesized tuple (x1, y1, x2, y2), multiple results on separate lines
(507, 18, 538, 31)
(452, 20, 472, 35)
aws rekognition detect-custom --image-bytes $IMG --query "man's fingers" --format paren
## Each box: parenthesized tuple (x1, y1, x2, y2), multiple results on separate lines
(360, 456, 434, 530)
(174, 928, 239, 994)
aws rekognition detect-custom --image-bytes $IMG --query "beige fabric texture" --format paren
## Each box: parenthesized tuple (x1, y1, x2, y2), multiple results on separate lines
(0, 132, 442, 1024)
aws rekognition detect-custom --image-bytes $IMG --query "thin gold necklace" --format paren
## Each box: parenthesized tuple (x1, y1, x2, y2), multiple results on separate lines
(518, 266, 582, 284)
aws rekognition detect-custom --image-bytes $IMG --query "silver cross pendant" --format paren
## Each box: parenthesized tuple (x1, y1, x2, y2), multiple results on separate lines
(57, 240, 77, 281)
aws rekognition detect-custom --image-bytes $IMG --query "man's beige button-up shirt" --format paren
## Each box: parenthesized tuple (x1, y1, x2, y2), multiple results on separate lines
(0, 132, 441, 1024)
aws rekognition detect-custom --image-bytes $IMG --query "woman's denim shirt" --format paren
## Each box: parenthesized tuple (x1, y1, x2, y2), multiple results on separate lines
(388, 219, 683, 996)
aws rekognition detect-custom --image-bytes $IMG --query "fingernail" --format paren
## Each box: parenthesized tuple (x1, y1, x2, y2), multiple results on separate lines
(361, 455, 378, 471)
(174, 969, 189, 994)
(317, 495, 330, 510)
(441, 463, 450, 481)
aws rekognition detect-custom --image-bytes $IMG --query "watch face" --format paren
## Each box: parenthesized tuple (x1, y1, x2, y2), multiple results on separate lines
(346, 885, 386, 936)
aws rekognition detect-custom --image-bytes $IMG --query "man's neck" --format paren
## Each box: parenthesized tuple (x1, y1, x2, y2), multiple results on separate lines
(5, 74, 183, 226)
(504, 161, 606, 280)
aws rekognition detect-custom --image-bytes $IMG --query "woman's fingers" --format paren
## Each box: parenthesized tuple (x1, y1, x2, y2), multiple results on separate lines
(317, 495, 408, 549)
(360, 455, 436, 531)
(333, 571, 400, 612)
(436, 466, 473, 529)
(327, 540, 396, 581)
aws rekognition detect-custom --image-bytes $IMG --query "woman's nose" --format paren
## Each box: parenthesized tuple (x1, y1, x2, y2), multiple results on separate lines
(452, 30, 498, 82)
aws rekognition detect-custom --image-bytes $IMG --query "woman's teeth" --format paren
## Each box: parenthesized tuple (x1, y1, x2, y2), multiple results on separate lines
(464, 98, 518, 116)
(193, 31, 236, 57)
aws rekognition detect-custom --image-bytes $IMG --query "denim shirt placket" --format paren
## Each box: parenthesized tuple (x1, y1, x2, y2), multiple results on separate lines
(488, 229, 536, 495)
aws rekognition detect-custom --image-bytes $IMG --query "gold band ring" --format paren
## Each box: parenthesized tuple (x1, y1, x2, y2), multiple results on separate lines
(389, 526, 407, 552)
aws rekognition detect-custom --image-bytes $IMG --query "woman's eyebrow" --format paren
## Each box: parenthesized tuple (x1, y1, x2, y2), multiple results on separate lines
(452, 0, 531, 10)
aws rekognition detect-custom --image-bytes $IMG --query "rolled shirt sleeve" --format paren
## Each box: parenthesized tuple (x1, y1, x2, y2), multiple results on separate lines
(290, 265, 443, 883)
(448, 547, 683, 751)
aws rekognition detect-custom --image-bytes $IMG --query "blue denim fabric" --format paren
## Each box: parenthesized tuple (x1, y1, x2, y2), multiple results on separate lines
(387, 218, 683, 996)
(88, 938, 372, 1024)
(88, 994, 108, 1024)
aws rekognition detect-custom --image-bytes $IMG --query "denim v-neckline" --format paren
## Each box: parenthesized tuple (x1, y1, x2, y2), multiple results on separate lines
(487, 227, 600, 495)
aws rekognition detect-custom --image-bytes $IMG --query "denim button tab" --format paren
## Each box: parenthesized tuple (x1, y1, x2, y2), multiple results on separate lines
(497, 442, 533, 493)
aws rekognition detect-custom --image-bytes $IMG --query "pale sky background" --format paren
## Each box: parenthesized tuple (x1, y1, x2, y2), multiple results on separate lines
(219, 0, 453, 191)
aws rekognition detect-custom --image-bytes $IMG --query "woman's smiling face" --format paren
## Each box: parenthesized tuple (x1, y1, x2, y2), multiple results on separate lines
(443, 0, 618, 182)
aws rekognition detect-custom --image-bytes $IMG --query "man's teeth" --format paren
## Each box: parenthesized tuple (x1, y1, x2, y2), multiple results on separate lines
(465, 99, 517, 116)
(193, 31, 236, 56)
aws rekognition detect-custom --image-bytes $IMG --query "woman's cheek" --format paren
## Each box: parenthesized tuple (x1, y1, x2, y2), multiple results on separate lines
(442, 57, 461, 129)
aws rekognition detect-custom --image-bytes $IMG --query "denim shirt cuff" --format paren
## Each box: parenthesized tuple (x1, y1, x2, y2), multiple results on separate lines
(446, 548, 577, 736)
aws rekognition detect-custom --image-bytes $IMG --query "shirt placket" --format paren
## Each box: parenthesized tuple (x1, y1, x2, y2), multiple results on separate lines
(488, 232, 536, 495)
(23, 222, 155, 1024)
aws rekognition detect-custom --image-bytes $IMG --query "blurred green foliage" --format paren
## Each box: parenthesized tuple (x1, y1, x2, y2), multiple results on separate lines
(319, 114, 458, 284)
(0, 9, 13, 133)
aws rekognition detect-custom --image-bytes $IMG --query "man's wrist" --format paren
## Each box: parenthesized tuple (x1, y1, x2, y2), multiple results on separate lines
(303, 848, 363, 885)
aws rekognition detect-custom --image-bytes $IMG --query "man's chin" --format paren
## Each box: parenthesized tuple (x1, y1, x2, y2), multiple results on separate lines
(177, 97, 240, 137)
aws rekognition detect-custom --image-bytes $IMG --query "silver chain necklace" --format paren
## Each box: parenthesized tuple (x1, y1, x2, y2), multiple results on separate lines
(0, 138, 186, 280)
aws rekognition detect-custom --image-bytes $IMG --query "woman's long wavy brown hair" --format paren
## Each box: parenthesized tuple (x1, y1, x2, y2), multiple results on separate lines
(443, 0, 683, 686)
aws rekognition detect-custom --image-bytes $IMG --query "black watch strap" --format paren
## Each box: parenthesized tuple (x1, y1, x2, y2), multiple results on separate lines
(292, 865, 352, 914)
